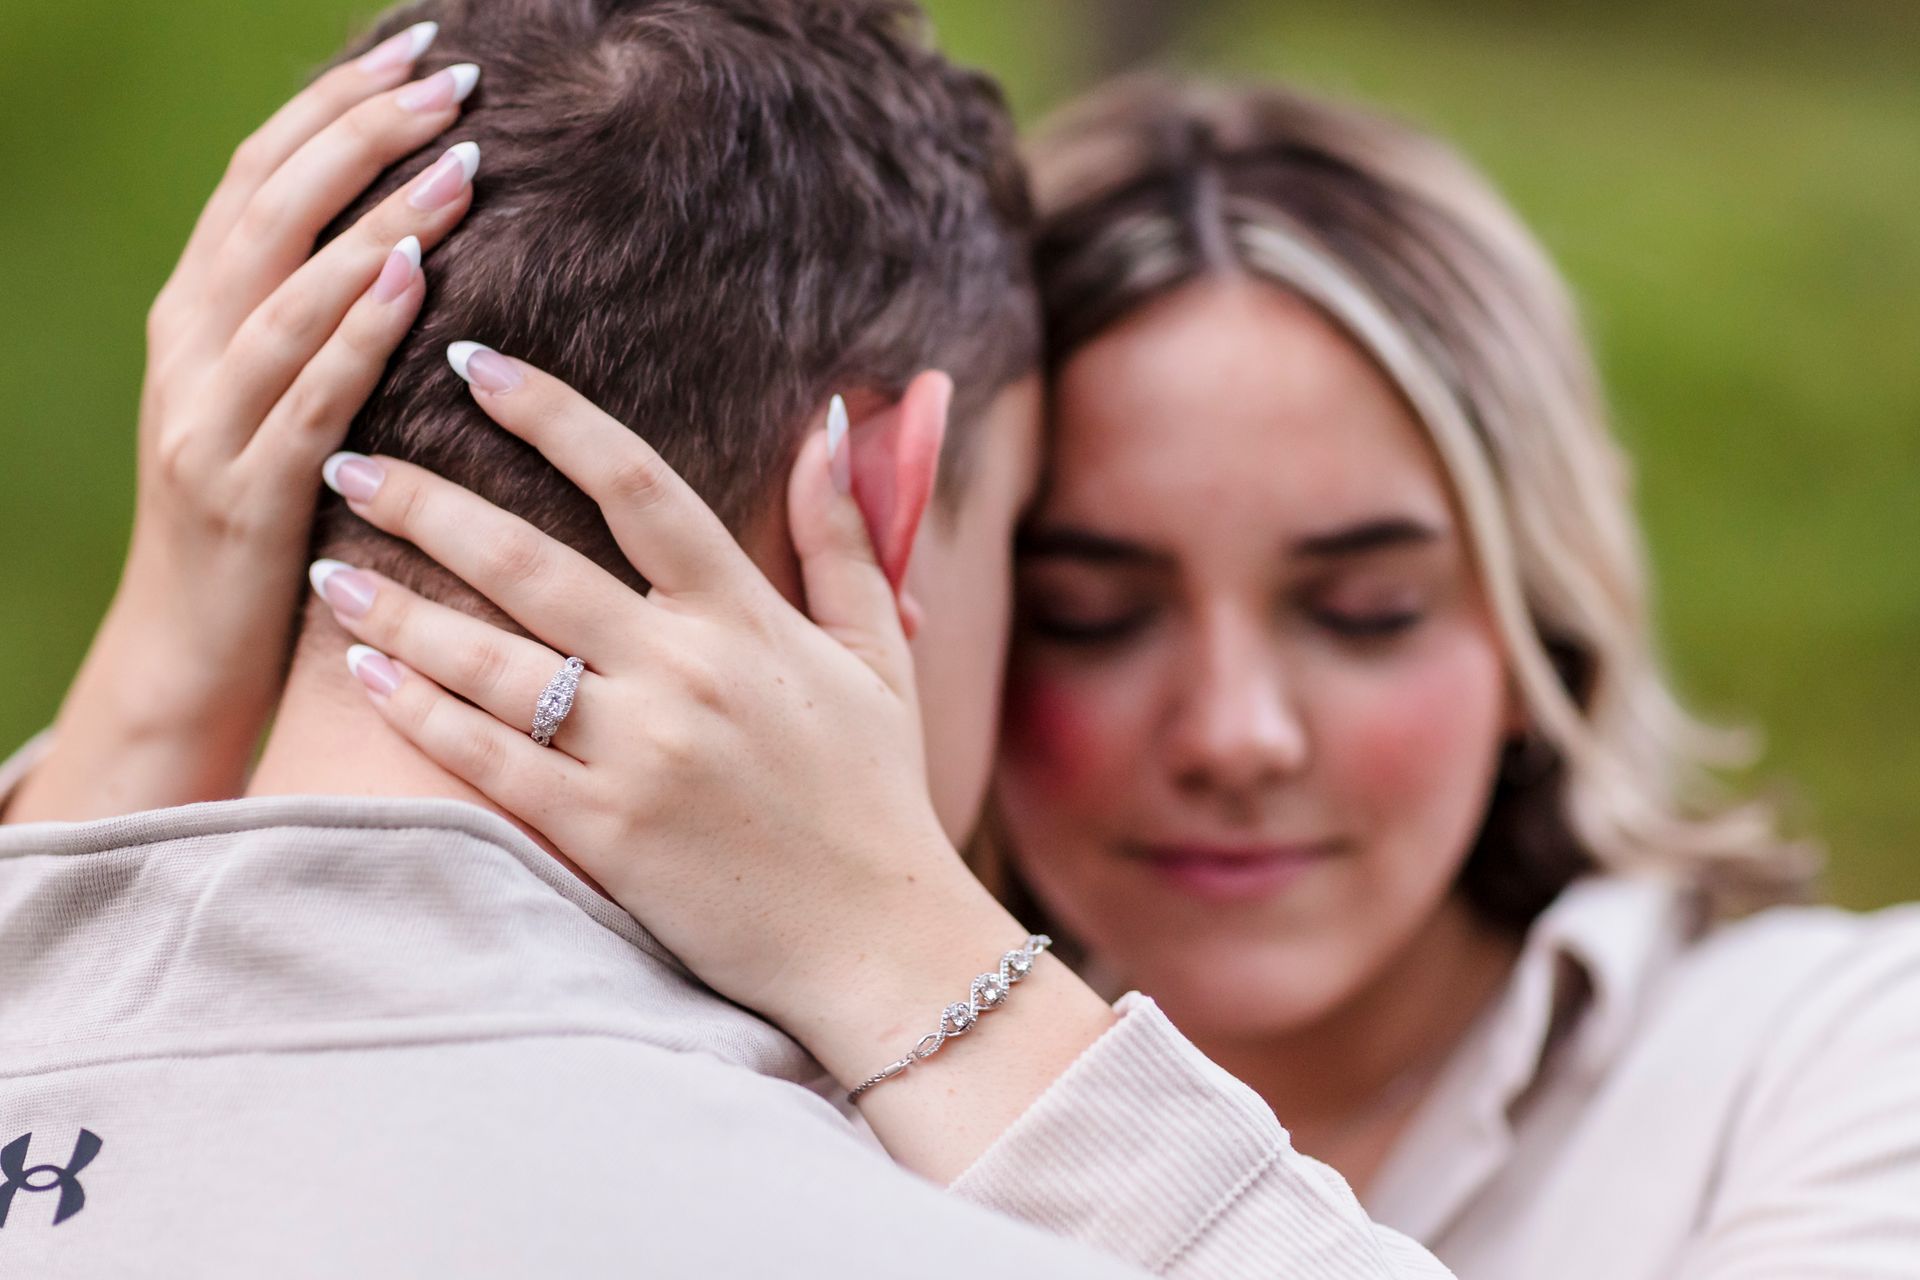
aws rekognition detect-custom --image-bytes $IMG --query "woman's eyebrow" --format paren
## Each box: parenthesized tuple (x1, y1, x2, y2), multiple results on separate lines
(1016, 525, 1171, 567)
(1291, 518, 1445, 559)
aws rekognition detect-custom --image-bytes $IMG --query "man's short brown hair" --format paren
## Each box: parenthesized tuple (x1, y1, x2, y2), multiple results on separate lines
(313, 0, 1037, 610)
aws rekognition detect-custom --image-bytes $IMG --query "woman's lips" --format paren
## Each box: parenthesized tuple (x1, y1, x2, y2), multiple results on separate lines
(1135, 843, 1335, 903)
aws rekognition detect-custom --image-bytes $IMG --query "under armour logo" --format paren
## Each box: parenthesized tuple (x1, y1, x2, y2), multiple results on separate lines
(0, 1130, 103, 1228)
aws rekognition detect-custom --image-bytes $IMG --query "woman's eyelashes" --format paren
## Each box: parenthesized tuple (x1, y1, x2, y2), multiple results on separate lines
(1022, 600, 1424, 652)
(1014, 559, 1161, 649)
(1013, 558, 1439, 651)
(1017, 594, 1428, 650)
(1311, 606, 1424, 640)
(1017, 581, 1157, 646)
(1024, 606, 1155, 646)
(1303, 578, 1433, 643)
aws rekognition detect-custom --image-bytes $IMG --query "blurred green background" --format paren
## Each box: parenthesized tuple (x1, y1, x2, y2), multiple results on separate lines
(1, 1, 1914, 906)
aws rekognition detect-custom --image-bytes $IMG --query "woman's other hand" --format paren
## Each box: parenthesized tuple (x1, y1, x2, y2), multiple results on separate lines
(315, 350, 1118, 1179)
(8, 25, 480, 821)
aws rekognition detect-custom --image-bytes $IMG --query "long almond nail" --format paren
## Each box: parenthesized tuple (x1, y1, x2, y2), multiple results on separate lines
(322, 452, 385, 502)
(826, 395, 853, 496)
(371, 236, 421, 303)
(357, 21, 438, 74)
(447, 341, 522, 393)
(346, 645, 403, 698)
(407, 141, 480, 210)
(397, 63, 480, 112)
(310, 560, 377, 619)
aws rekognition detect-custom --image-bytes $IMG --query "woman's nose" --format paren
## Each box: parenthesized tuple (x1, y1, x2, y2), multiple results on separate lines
(1166, 617, 1308, 796)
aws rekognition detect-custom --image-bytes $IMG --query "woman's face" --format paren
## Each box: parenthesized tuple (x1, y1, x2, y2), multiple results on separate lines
(996, 280, 1517, 1039)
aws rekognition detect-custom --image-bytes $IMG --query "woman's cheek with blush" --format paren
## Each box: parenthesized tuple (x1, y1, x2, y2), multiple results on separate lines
(1320, 625, 1509, 887)
(994, 661, 1170, 942)
(997, 667, 1132, 818)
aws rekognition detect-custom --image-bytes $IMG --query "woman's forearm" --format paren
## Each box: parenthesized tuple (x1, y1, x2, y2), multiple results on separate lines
(5, 577, 267, 823)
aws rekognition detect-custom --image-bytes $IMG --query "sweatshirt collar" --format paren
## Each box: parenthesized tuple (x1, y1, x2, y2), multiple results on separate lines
(0, 795, 819, 1086)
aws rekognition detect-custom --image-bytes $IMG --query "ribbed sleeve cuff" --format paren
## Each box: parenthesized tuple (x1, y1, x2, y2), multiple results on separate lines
(948, 991, 1452, 1277)
(948, 989, 1287, 1269)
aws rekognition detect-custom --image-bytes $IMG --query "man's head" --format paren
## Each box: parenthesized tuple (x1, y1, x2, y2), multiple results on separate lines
(305, 0, 1045, 834)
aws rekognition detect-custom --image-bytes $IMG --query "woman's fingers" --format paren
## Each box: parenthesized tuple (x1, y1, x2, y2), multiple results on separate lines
(206, 140, 478, 459)
(238, 237, 428, 486)
(343, 643, 584, 833)
(310, 559, 601, 756)
(164, 23, 441, 321)
(445, 345, 761, 602)
(194, 62, 481, 356)
(321, 452, 643, 658)
(786, 409, 917, 699)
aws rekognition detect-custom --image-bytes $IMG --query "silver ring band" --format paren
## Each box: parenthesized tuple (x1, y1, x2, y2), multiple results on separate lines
(531, 656, 586, 747)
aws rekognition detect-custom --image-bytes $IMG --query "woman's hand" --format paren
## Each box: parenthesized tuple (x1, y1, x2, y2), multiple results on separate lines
(8, 25, 481, 821)
(313, 348, 1118, 1180)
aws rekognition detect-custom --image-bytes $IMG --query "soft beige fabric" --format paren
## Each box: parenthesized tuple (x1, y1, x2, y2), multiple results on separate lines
(7, 734, 1916, 1278)
(959, 869, 1920, 1277)
(1365, 874, 1920, 1277)
(0, 755, 1446, 1278)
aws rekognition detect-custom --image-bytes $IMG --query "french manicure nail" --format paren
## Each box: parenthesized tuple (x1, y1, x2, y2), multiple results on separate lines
(447, 341, 523, 393)
(397, 62, 481, 112)
(310, 559, 378, 619)
(827, 394, 853, 496)
(322, 451, 385, 502)
(407, 140, 480, 210)
(371, 235, 421, 303)
(357, 20, 439, 74)
(346, 645, 403, 698)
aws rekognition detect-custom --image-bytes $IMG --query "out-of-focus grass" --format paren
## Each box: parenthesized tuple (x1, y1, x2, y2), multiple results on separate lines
(2, 1, 1914, 905)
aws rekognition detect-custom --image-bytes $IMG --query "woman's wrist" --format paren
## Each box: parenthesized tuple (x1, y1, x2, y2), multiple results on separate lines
(85, 589, 271, 742)
(794, 871, 1121, 1182)
(9, 582, 271, 821)
(764, 850, 1112, 1098)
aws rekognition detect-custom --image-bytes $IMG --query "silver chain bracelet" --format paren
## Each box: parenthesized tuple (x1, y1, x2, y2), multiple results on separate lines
(846, 934, 1052, 1105)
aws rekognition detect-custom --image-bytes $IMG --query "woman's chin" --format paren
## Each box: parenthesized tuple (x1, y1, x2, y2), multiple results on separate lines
(1108, 942, 1361, 1043)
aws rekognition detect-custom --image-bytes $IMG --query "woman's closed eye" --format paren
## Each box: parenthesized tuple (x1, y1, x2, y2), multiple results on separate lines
(1024, 605, 1156, 645)
(1301, 579, 1432, 644)
(1016, 572, 1158, 648)
(1311, 606, 1424, 640)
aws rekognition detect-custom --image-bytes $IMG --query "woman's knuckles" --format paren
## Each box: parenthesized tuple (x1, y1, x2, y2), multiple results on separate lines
(222, 131, 278, 190)
(449, 635, 514, 700)
(476, 529, 550, 590)
(273, 377, 337, 437)
(374, 470, 429, 533)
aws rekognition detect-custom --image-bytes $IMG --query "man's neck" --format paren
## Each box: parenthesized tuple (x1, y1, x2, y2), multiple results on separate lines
(248, 639, 605, 893)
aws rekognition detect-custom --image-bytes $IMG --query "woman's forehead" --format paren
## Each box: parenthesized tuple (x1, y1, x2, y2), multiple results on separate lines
(1041, 283, 1457, 537)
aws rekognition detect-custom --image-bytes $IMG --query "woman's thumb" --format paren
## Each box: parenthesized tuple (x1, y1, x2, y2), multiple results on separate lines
(787, 398, 914, 695)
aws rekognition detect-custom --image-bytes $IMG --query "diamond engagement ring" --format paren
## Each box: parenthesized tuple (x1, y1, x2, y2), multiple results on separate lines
(530, 657, 586, 747)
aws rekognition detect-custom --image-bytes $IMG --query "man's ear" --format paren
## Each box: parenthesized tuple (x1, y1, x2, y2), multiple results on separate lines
(845, 369, 952, 590)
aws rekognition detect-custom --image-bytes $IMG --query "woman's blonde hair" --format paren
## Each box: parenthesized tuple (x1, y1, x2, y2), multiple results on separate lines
(991, 76, 1820, 931)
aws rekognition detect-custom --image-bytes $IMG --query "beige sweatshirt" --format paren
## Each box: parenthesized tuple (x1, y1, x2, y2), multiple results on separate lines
(0, 732, 1447, 1278)
(3, 737, 1917, 1278)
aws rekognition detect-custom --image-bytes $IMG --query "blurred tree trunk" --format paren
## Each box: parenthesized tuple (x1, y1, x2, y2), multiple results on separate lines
(1085, 0, 1191, 76)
